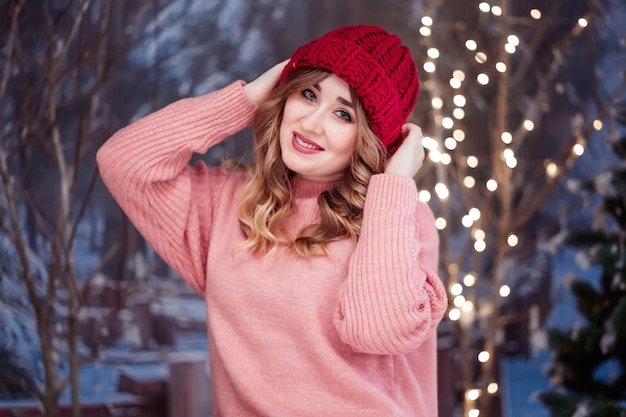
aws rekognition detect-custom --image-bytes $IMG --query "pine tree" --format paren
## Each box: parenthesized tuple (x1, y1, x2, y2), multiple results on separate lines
(540, 104, 626, 416)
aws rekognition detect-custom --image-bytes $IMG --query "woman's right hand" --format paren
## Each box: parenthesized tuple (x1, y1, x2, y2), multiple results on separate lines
(243, 59, 290, 104)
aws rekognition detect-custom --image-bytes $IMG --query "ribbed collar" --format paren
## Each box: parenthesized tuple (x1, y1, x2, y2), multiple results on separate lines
(290, 176, 339, 199)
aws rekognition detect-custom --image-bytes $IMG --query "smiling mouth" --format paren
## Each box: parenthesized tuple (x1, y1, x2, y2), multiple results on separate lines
(294, 133, 324, 151)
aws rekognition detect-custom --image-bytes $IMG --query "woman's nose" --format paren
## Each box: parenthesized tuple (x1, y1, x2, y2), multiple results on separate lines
(300, 109, 324, 134)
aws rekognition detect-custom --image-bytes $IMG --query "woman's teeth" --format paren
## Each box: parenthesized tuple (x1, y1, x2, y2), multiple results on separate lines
(296, 136, 320, 150)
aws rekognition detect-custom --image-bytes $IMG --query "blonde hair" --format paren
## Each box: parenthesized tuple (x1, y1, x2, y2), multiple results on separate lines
(236, 69, 386, 257)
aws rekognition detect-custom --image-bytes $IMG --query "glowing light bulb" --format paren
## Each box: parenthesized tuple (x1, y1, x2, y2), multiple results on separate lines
(507, 35, 520, 46)
(501, 131, 513, 144)
(435, 217, 447, 230)
(450, 78, 462, 89)
(453, 108, 465, 120)
(448, 308, 461, 321)
(442, 117, 454, 129)
(422, 136, 438, 150)
(453, 129, 466, 142)
(440, 153, 452, 165)
(454, 295, 466, 307)
(450, 282, 463, 296)
(578, 17, 588, 27)
(420, 26, 432, 37)
(530, 9, 542, 19)
(464, 176, 476, 188)
(507, 234, 519, 247)
(462, 300, 474, 312)
(545, 161, 559, 178)
(491, 5, 502, 16)
(495, 62, 507, 73)
(462, 215, 473, 228)
(418, 190, 431, 202)
(453, 94, 467, 107)
(423, 62, 436, 73)
(486, 179, 498, 191)
(505, 43, 516, 54)
(499, 285, 511, 297)
(427, 48, 440, 59)
(467, 155, 478, 168)
(478, 2, 490, 12)
(468, 409, 480, 417)
(593, 119, 603, 130)
(475, 52, 487, 63)
(431, 97, 443, 109)
(453, 70, 466, 81)
(435, 183, 449, 199)
(478, 351, 490, 363)
(467, 389, 480, 401)
(505, 157, 518, 168)
(463, 273, 476, 287)
(473, 229, 485, 241)
(466, 40, 478, 51)
(421, 16, 433, 26)
(469, 208, 481, 221)
(445, 137, 457, 150)
(523, 119, 535, 131)
(573, 143, 585, 156)
(477, 73, 490, 85)
(474, 240, 486, 252)
(488, 383, 499, 394)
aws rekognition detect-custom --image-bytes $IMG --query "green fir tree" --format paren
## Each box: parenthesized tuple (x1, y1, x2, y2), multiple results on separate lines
(540, 105, 626, 417)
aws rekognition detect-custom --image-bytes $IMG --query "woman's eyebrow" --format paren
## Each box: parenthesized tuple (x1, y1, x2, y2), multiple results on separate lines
(315, 83, 353, 108)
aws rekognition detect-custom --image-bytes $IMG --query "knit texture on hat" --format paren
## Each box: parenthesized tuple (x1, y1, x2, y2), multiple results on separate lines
(280, 25, 420, 155)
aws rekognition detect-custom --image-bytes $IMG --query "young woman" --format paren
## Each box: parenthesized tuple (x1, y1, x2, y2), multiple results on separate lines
(98, 25, 448, 417)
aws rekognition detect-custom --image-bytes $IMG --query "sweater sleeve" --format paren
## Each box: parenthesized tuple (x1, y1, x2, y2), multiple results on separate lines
(96, 81, 257, 295)
(334, 173, 448, 355)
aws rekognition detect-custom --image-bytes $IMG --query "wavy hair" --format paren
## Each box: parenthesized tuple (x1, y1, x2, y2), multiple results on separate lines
(236, 68, 387, 257)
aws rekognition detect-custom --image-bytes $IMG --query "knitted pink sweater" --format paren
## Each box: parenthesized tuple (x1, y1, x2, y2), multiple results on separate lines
(97, 81, 448, 416)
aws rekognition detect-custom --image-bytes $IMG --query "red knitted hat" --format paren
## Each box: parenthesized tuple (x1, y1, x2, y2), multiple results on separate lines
(279, 25, 420, 155)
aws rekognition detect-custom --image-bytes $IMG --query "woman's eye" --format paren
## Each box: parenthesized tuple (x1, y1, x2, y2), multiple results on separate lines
(335, 110, 353, 122)
(302, 89, 316, 101)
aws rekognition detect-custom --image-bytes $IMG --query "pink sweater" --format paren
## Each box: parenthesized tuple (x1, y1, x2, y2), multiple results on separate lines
(97, 81, 448, 417)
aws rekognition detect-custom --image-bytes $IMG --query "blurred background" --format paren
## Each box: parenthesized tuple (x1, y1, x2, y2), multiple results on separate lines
(1, 0, 625, 416)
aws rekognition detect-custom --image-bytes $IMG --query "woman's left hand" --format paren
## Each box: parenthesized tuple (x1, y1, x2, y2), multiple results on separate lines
(384, 123, 426, 178)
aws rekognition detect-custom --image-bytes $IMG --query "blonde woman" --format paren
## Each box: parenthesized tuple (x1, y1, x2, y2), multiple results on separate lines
(98, 25, 448, 417)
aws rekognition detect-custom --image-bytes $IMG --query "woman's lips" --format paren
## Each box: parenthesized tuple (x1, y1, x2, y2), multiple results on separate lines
(292, 133, 324, 154)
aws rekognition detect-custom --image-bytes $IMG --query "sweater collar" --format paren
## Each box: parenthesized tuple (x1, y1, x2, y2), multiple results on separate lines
(290, 176, 338, 199)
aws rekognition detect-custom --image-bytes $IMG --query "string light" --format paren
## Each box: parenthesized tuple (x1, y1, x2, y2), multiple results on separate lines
(507, 234, 519, 247)
(478, 2, 490, 12)
(435, 183, 450, 199)
(427, 48, 440, 59)
(573, 143, 585, 156)
(450, 78, 462, 88)
(530, 9, 542, 19)
(467, 389, 481, 401)
(495, 62, 507, 72)
(523, 120, 535, 131)
(423, 62, 436, 73)
(593, 119, 603, 130)
(499, 285, 511, 297)
(422, 136, 438, 150)
(453, 108, 466, 119)
(478, 351, 490, 363)
(454, 295, 466, 307)
(475, 52, 487, 63)
(449, 308, 461, 321)
(477, 73, 490, 85)
(462, 300, 474, 312)
(487, 383, 499, 394)
(501, 131, 513, 144)
(453, 94, 467, 107)
(442, 117, 454, 129)
(474, 240, 486, 252)
(463, 176, 476, 188)
(545, 161, 559, 178)
(453, 129, 466, 142)
(463, 273, 476, 287)
(421, 16, 433, 26)
(453, 70, 466, 81)
(486, 179, 498, 191)
(491, 5, 502, 16)
(445, 137, 458, 150)
(420, 26, 432, 37)
(467, 155, 478, 168)
(451, 283, 463, 296)
(431, 97, 443, 109)
(578, 17, 588, 27)
(465, 40, 478, 51)
(435, 217, 447, 230)
(418, 190, 432, 202)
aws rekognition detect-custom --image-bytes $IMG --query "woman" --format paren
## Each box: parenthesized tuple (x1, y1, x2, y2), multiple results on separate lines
(98, 25, 448, 417)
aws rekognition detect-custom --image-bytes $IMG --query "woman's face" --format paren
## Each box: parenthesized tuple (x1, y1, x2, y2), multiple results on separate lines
(279, 74, 359, 182)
